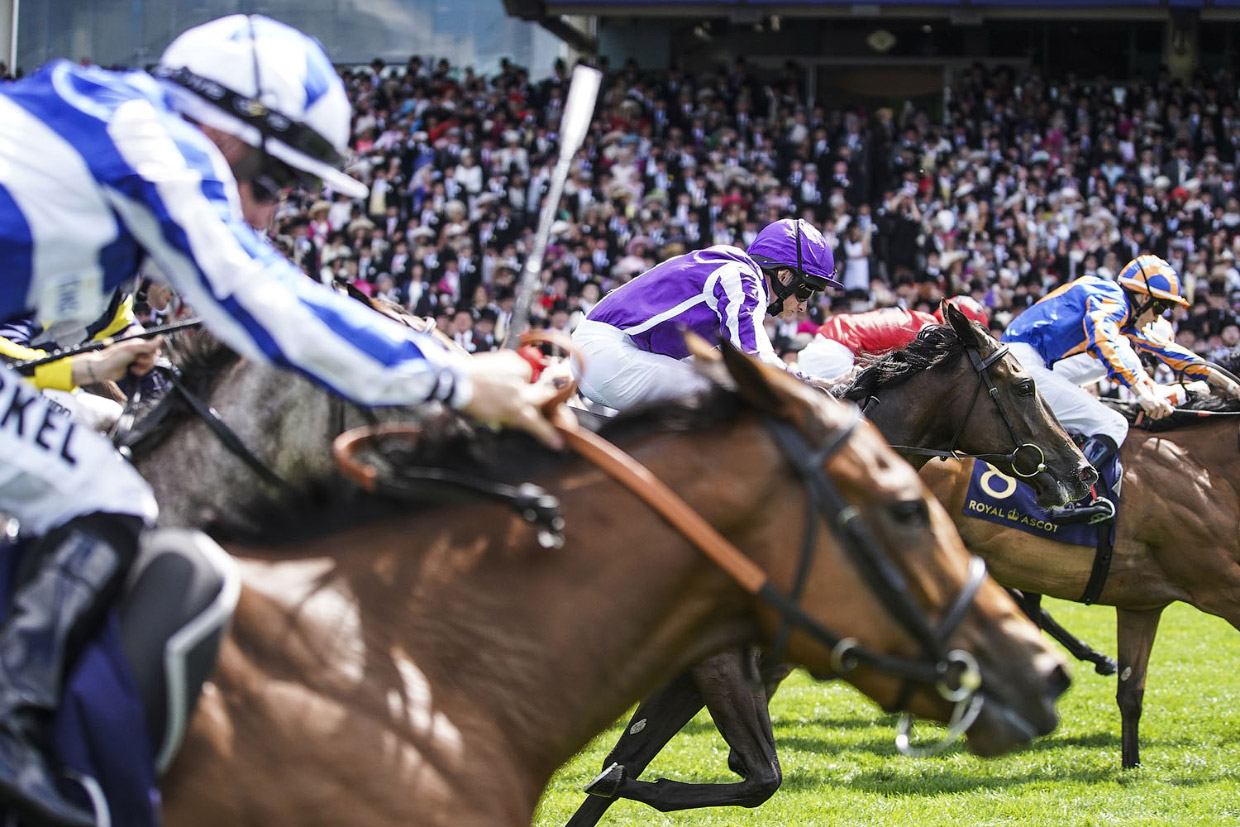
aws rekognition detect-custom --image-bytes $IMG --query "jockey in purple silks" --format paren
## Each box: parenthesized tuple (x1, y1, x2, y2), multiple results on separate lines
(572, 218, 839, 411)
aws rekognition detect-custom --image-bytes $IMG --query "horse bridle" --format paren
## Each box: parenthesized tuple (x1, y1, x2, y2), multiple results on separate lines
(872, 341, 1047, 480)
(758, 409, 987, 755)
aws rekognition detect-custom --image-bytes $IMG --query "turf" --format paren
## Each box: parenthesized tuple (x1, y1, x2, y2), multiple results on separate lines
(535, 598, 1240, 827)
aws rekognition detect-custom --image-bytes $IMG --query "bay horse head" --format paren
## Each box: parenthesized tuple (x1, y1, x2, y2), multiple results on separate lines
(842, 302, 1094, 507)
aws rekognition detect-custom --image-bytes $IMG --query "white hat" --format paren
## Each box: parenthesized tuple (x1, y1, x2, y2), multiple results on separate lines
(157, 15, 368, 199)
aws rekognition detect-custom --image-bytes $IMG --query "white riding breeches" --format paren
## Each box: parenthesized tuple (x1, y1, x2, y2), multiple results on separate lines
(572, 319, 712, 412)
(795, 337, 856, 381)
(42, 388, 124, 433)
(0, 361, 156, 535)
(1007, 341, 1129, 446)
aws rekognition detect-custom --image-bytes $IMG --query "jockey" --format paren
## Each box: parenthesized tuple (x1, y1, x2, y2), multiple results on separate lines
(797, 296, 989, 381)
(0, 15, 559, 826)
(572, 218, 839, 411)
(1002, 255, 1240, 521)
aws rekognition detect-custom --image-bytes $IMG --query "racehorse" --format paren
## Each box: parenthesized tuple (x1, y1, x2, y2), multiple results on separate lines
(923, 394, 1240, 769)
(564, 306, 1097, 826)
(125, 332, 1069, 826)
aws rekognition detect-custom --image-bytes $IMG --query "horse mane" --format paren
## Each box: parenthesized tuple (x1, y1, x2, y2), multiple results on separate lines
(1118, 393, 1240, 432)
(836, 324, 965, 404)
(162, 329, 240, 389)
(214, 386, 742, 547)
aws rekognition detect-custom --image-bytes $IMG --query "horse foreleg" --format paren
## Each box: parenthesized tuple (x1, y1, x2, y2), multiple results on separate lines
(1115, 606, 1164, 769)
(601, 649, 782, 813)
(564, 668, 708, 827)
(1006, 589, 1116, 675)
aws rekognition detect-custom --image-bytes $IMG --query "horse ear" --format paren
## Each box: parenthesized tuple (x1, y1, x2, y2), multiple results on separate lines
(718, 340, 801, 420)
(345, 282, 375, 306)
(686, 332, 735, 389)
(945, 301, 983, 345)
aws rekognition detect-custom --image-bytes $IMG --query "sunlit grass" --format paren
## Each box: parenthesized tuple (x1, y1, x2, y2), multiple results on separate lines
(535, 600, 1240, 826)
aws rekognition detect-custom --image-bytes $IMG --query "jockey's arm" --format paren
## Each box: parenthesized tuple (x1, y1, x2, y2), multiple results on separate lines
(106, 104, 561, 447)
(1081, 299, 1172, 418)
(1130, 322, 1240, 399)
(0, 327, 161, 390)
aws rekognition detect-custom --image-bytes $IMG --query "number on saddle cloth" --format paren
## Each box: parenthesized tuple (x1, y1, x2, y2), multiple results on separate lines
(962, 447, 1120, 548)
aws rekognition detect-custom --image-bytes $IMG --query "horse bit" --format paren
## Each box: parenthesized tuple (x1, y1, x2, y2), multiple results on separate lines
(867, 342, 1047, 480)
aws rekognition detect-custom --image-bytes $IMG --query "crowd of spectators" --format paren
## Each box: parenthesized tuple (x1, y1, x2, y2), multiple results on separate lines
(262, 52, 1240, 367)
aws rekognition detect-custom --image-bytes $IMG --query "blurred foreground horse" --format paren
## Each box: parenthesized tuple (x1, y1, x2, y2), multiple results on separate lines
(118, 332, 1068, 826)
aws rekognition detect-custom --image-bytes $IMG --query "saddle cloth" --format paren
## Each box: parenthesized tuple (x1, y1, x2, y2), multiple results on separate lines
(962, 455, 1121, 548)
(0, 536, 159, 827)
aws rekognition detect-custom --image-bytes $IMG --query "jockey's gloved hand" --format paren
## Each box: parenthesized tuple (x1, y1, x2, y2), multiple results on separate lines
(1136, 387, 1175, 419)
(1182, 380, 1211, 398)
(456, 350, 566, 450)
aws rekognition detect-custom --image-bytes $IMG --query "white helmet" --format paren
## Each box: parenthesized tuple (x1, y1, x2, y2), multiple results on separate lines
(155, 14, 367, 199)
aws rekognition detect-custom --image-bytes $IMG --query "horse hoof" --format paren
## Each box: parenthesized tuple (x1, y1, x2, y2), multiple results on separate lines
(584, 763, 625, 798)
(1094, 657, 1118, 676)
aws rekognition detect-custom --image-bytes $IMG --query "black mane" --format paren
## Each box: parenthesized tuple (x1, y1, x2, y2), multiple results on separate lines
(837, 323, 966, 404)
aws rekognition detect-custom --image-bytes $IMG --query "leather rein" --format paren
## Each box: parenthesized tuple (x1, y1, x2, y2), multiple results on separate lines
(118, 333, 988, 738)
(333, 340, 988, 729)
(868, 341, 1047, 479)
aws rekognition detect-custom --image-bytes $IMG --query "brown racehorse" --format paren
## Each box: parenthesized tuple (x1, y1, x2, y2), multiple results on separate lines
(147, 342, 1069, 827)
(923, 395, 1240, 769)
(564, 307, 1095, 826)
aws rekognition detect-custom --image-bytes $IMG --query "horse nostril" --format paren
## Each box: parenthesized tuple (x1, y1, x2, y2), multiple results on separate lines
(1046, 662, 1072, 702)
(1079, 465, 1098, 484)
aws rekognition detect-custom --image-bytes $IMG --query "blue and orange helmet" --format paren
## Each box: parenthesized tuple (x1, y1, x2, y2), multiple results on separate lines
(1116, 255, 1189, 311)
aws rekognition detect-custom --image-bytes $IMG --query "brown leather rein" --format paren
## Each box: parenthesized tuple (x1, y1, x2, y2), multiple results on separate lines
(330, 332, 988, 707)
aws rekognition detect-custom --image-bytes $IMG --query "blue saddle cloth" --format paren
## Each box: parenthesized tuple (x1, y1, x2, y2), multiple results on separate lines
(962, 455, 1121, 548)
(0, 537, 159, 827)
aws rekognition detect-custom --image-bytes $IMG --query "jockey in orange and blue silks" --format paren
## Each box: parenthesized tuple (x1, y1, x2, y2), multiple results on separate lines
(1002, 255, 1240, 518)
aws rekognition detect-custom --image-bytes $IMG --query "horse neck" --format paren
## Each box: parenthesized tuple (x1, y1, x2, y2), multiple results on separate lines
(306, 413, 792, 811)
(863, 370, 950, 470)
(136, 360, 342, 528)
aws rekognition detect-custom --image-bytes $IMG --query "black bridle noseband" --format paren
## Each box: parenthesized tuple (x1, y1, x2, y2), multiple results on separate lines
(758, 406, 987, 753)
(872, 342, 1047, 480)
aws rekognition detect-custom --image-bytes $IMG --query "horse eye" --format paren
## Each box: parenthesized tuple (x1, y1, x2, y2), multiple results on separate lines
(888, 499, 930, 528)
(1017, 379, 1036, 397)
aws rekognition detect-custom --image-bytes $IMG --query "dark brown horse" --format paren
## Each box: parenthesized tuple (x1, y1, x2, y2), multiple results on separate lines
(135, 339, 1069, 826)
(924, 395, 1240, 769)
(565, 307, 1096, 825)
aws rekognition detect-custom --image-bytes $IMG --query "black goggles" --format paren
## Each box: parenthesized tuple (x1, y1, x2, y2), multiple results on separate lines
(793, 278, 819, 302)
(249, 174, 283, 204)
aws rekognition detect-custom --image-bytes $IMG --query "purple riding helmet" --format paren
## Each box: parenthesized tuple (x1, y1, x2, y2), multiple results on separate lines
(747, 218, 841, 315)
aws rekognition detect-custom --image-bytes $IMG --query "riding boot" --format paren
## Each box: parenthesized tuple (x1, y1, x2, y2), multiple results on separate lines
(1047, 435, 1120, 525)
(0, 513, 140, 827)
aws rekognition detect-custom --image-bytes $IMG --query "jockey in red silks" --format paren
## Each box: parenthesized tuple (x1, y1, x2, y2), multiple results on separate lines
(797, 296, 989, 382)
